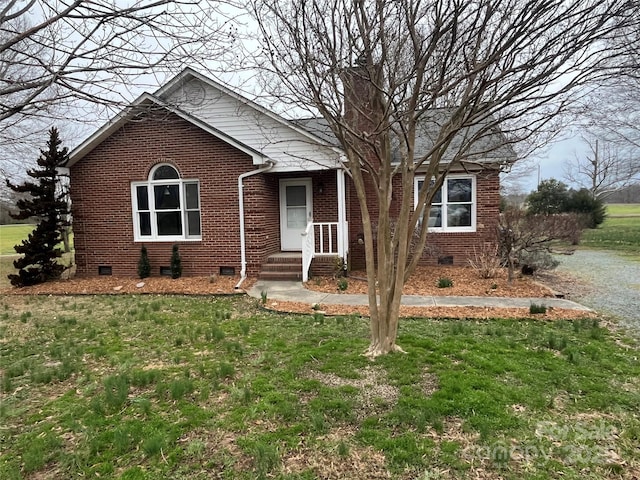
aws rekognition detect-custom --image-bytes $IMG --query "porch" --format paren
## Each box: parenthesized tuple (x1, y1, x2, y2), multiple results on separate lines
(258, 221, 349, 281)
(247, 168, 349, 282)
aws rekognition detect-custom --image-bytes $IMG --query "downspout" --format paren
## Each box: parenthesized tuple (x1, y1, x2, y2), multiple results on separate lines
(235, 160, 275, 290)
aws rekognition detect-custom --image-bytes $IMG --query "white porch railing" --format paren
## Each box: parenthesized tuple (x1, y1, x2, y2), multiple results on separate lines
(301, 221, 349, 282)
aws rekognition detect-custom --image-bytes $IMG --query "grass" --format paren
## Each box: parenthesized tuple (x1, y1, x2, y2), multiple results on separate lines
(605, 203, 640, 216)
(0, 224, 36, 255)
(1, 294, 639, 479)
(581, 204, 640, 255)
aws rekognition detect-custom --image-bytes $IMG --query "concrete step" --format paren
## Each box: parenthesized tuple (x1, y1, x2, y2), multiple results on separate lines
(258, 270, 303, 281)
(261, 262, 303, 272)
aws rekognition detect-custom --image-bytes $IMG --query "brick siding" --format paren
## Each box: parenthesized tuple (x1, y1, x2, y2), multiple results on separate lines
(346, 169, 500, 270)
(71, 110, 280, 278)
(71, 107, 501, 279)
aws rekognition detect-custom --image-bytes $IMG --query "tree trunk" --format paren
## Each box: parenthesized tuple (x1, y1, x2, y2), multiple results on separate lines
(62, 227, 71, 253)
(364, 278, 407, 357)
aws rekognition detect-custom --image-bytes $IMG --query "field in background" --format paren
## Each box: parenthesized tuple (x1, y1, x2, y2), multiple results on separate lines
(581, 204, 640, 256)
(605, 204, 640, 216)
(0, 224, 35, 255)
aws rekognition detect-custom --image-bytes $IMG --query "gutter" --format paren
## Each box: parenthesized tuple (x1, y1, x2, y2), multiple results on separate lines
(235, 160, 275, 290)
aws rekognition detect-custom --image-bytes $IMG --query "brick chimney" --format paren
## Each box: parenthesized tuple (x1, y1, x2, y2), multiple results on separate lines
(342, 57, 383, 140)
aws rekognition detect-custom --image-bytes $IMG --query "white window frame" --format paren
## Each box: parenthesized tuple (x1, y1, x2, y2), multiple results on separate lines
(414, 174, 476, 233)
(131, 164, 202, 242)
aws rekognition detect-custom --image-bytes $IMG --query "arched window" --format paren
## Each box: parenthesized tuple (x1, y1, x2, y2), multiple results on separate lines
(131, 164, 201, 241)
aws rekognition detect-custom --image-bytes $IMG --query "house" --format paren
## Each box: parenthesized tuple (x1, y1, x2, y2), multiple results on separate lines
(66, 68, 514, 284)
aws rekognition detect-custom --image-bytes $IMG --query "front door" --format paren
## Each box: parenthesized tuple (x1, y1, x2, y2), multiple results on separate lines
(279, 178, 313, 251)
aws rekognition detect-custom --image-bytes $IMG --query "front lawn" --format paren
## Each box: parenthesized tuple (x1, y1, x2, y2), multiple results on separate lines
(1, 295, 639, 479)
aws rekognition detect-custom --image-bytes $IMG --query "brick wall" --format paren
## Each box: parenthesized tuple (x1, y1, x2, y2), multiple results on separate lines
(346, 169, 501, 270)
(341, 63, 501, 271)
(71, 110, 276, 278)
(70, 105, 501, 279)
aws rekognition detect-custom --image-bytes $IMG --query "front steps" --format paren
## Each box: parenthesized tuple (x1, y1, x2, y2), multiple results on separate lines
(258, 253, 340, 281)
(258, 253, 303, 281)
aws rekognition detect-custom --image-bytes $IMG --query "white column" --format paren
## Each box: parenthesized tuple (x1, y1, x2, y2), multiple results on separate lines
(336, 168, 347, 261)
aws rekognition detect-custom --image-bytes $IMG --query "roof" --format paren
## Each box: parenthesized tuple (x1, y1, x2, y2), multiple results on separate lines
(67, 67, 516, 169)
(66, 92, 267, 167)
(295, 113, 517, 166)
(67, 68, 340, 168)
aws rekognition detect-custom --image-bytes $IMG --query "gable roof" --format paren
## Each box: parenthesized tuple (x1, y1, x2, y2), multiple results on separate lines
(294, 114, 517, 167)
(68, 67, 516, 170)
(66, 92, 268, 168)
(155, 68, 338, 150)
(67, 68, 342, 169)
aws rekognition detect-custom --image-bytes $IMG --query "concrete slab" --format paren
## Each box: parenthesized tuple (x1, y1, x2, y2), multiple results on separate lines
(248, 280, 592, 311)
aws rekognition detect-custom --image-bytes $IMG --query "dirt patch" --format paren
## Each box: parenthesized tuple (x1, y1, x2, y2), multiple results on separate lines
(282, 442, 392, 480)
(306, 366, 399, 419)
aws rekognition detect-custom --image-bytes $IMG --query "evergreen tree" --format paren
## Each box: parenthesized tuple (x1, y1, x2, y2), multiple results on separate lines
(6, 127, 70, 287)
(138, 246, 151, 279)
(526, 179, 570, 215)
(565, 188, 607, 228)
(170, 244, 182, 279)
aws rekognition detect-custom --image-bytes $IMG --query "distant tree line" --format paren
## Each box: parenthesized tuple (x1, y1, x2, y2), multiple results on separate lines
(604, 183, 640, 204)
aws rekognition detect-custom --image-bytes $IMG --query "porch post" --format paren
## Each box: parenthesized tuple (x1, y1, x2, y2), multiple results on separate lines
(336, 168, 347, 262)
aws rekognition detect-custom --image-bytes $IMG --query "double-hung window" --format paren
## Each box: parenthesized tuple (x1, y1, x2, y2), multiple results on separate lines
(414, 175, 476, 232)
(132, 164, 201, 241)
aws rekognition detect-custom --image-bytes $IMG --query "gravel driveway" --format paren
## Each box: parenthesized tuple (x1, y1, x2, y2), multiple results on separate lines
(548, 250, 640, 329)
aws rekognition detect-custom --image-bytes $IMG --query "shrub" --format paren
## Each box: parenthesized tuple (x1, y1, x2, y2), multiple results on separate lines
(437, 277, 453, 288)
(518, 250, 559, 275)
(138, 246, 151, 279)
(337, 278, 348, 291)
(170, 244, 182, 279)
(468, 244, 501, 279)
(565, 189, 606, 228)
(498, 207, 582, 282)
(529, 303, 547, 314)
(334, 256, 347, 278)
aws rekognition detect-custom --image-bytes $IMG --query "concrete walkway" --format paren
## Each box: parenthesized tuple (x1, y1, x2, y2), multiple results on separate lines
(248, 280, 592, 311)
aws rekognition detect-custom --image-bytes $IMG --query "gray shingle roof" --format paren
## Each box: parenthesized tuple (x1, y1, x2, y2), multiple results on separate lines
(293, 114, 517, 166)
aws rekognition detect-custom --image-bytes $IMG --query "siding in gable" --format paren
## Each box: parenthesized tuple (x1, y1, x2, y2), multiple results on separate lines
(164, 78, 341, 170)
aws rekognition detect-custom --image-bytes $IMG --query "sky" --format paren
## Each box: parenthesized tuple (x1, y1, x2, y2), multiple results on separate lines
(519, 135, 588, 193)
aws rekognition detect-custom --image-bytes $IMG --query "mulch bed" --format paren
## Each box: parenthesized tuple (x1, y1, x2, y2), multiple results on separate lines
(0, 267, 596, 320)
(307, 266, 555, 298)
(0, 275, 255, 296)
(261, 300, 596, 321)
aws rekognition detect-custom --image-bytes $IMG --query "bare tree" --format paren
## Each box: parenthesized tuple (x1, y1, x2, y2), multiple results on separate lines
(0, 0, 239, 176)
(252, 0, 636, 357)
(498, 208, 583, 283)
(564, 136, 640, 199)
(575, 18, 640, 172)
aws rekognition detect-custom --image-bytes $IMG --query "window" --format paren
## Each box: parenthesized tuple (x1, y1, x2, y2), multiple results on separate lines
(132, 164, 201, 241)
(414, 175, 476, 232)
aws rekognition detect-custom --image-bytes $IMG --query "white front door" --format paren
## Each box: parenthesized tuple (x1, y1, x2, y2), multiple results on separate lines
(279, 178, 313, 251)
